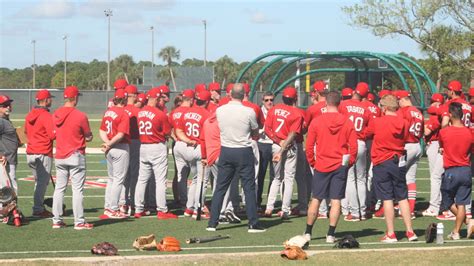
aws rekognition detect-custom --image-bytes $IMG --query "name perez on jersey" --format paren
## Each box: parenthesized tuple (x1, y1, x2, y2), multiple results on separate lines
(138, 110, 156, 120)
(274, 109, 290, 118)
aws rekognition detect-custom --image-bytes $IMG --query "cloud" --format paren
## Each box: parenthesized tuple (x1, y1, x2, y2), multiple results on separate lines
(250, 11, 282, 24)
(154, 16, 203, 28)
(78, 0, 176, 18)
(16, 0, 76, 19)
(1, 23, 56, 38)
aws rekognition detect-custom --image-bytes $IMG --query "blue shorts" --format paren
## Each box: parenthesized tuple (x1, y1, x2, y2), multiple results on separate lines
(372, 158, 407, 201)
(441, 166, 472, 210)
(312, 166, 348, 200)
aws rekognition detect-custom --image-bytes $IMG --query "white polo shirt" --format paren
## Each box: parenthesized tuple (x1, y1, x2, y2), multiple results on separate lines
(216, 100, 258, 148)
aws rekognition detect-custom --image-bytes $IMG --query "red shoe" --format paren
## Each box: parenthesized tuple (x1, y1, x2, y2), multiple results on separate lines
(344, 213, 362, 222)
(317, 213, 328, 219)
(437, 211, 456, 221)
(192, 211, 210, 219)
(33, 210, 53, 218)
(134, 211, 150, 219)
(380, 233, 397, 243)
(291, 208, 307, 217)
(406, 231, 418, 241)
(184, 208, 194, 217)
(157, 211, 178, 220)
(74, 223, 93, 230)
(101, 209, 127, 219)
(373, 208, 385, 219)
(52, 221, 66, 229)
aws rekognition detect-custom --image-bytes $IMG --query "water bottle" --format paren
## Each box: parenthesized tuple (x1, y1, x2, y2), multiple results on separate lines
(436, 223, 444, 244)
(12, 209, 21, 227)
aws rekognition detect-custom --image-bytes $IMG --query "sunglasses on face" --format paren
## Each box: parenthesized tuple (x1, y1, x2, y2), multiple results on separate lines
(264, 98, 274, 102)
(0, 104, 10, 108)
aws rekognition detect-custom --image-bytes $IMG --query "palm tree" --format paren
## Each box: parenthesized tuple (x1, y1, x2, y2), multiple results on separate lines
(112, 54, 135, 82)
(158, 46, 180, 91)
(214, 55, 237, 88)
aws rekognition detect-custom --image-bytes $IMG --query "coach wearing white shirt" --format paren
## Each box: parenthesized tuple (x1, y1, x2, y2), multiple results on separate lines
(207, 84, 265, 233)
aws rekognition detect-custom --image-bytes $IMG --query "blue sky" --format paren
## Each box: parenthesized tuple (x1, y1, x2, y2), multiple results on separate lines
(0, 0, 423, 69)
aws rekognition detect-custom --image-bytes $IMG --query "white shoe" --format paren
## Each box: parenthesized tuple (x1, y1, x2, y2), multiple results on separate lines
(422, 209, 438, 217)
(326, 235, 336, 243)
(447, 232, 460, 240)
(304, 233, 311, 242)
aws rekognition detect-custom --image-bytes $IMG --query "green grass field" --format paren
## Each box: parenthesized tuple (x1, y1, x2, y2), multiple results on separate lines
(3, 119, 474, 263)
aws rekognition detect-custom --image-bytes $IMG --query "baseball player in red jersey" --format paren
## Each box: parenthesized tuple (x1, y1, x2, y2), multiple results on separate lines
(134, 88, 176, 219)
(24, 89, 55, 217)
(438, 102, 473, 240)
(264, 87, 303, 219)
(218, 83, 233, 106)
(119, 85, 140, 215)
(367, 93, 375, 103)
(395, 90, 424, 217)
(108, 79, 129, 107)
(175, 90, 211, 219)
(99, 89, 130, 219)
(136, 93, 146, 108)
(207, 82, 221, 113)
(365, 94, 417, 243)
(157, 85, 170, 113)
(304, 91, 358, 243)
(341, 87, 353, 101)
(52, 86, 93, 230)
(339, 84, 372, 221)
(170, 89, 194, 208)
(440, 80, 473, 128)
(422, 93, 445, 217)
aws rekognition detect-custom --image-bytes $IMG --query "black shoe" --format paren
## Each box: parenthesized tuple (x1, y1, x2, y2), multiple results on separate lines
(218, 216, 230, 225)
(248, 224, 266, 233)
(225, 210, 241, 224)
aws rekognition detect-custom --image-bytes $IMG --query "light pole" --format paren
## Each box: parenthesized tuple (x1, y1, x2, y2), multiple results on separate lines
(203, 20, 207, 67)
(63, 35, 68, 88)
(104, 9, 113, 90)
(150, 26, 154, 86)
(32, 40, 36, 89)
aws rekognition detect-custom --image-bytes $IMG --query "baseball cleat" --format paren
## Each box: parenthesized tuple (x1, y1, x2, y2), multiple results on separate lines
(406, 231, 418, 241)
(192, 212, 210, 220)
(380, 233, 398, 243)
(32, 210, 53, 218)
(277, 211, 290, 220)
(157, 211, 178, 220)
(218, 216, 230, 224)
(421, 209, 438, 217)
(184, 208, 194, 217)
(74, 223, 93, 230)
(248, 224, 266, 233)
(101, 209, 127, 219)
(206, 225, 217, 232)
(317, 213, 328, 219)
(437, 211, 456, 221)
(373, 208, 385, 219)
(263, 209, 273, 218)
(447, 232, 460, 240)
(326, 235, 336, 243)
(344, 214, 361, 222)
(134, 211, 150, 219)
(52, 221, 66, 229)
(225, 210, 241, 223)
(290, 208, 307, 217)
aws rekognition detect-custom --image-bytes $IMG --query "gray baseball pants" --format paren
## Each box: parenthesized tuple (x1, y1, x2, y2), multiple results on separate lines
(53, 152, 87, 225)
(27, 154, 52, 213)
(120, 139, 140, 207)
(0, 163, 17, 193)
(104, 143, 129, 211)
(134, 143, 168, 213)
(342, 140, 367, 217)
(426, 141, 444, 213)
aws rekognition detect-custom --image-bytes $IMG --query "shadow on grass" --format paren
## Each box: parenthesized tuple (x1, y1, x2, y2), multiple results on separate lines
(92, 217, 134, 227)
(333, 228, 384, 240)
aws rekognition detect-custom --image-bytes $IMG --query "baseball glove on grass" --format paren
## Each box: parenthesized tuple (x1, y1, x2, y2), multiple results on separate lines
(91, 242, 118, 256)
(335, 235, 359, 249)
(425, 223, 437, 243)
(0, 187, 17, 217)
(157, 236, 181, 252)
(280, 246, 308, 260)
(133, 234, 158, 251)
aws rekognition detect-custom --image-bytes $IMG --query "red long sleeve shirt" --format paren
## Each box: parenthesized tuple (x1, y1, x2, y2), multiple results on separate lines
(24, 107, 55, 157)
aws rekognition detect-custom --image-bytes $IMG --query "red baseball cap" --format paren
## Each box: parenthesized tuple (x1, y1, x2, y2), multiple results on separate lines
(208, 82, 221, 92)
(196, 90, 211, 101)
(378, 89, 392, 98)
(312, 80, 326, 92)
(447, 80, 462, 92)
(114, 79, 128, 90)
(426, 105, 440, 116)
(0, 95, 13, 106)
(64, 86, 81, 98)
(341, 88, 353, 97)
(282, 87, 297, 99)
(242, 83, 251, 95)
(367, 93, 375, 102)
(182, 89, 195, 99)
(137, 93, 146, 104)
(125, 85, 138, 94)
(226, 83, 234, 94)
(394, 90, 410, 99)
(36, 89, 54, 100)
(354, 82, 369, 98)
(114, 89, 128, 99)
(431, 93, 444, 104)
(195, 83, 207, 92)
(146, 88, 161, 99)
(468, 87, 474, 97)
(158, 85, 170, 94)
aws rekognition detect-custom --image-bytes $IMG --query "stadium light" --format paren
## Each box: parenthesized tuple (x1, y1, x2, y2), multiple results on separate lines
(150, 26, 154, 86)
(31, 40, 36, 89)
(202, 20, 207, 67)
(63, 35, 68, 89)
(104, 9, 113, 90)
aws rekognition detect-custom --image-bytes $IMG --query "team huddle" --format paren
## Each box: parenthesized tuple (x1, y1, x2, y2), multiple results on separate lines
(0, 78, 472, 243)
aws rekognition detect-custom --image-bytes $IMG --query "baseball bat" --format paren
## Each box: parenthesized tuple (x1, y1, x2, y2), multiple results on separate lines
(186, 235, 230, 244)
(196, 164, 206, 221)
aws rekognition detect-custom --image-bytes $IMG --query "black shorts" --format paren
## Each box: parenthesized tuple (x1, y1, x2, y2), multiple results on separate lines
(441, 166, 472, 210)
(312, 166, 348, 200)
(372, 158, 407, 201)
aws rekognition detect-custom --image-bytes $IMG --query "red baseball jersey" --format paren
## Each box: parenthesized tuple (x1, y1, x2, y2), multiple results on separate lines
(124, 104, 140, 140)
(177, 106, 210, 142)
(137, 105, 171, 143)
(365, 114, 409, 166)
(425, 114, 441, 143)
(305, 112, 358, 172)
(243, 100, 265, 127)
(24, 107, 55, 157)
(100, 106, 130, 144)
(207, 101, 218, 113)
(305, 101, 328, 126)
(397, 106, 424, 143)
(53, 107, 92, 159)
(219, 97, 230, 106)
(338, 99, 371, 140)
(440, 98, 473, 127)
(169, 106, 189, 129)
(264, 103, 303, 144)
(363, 100, 381, 118)
(439, 126, 473, 168)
